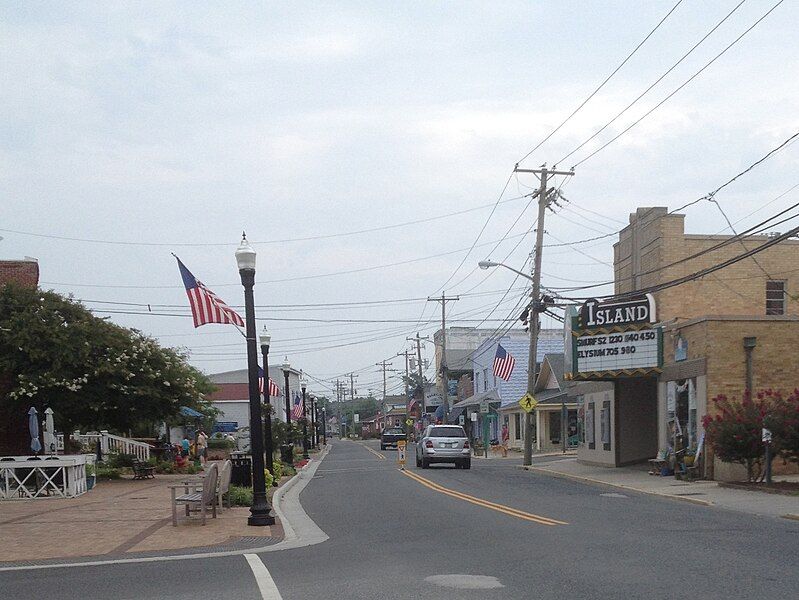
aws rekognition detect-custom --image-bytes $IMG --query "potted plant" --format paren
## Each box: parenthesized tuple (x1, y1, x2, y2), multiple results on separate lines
(86, 463, 96, 490)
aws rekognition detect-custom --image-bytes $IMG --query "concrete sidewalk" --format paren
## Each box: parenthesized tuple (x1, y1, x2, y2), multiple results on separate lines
(522, 456, 799, 520)
(0, 470, 283, 563)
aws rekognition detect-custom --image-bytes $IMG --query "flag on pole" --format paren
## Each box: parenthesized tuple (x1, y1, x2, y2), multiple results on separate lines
(258, 367, 281, 398)
(175, 256, 244, 328)
(291, 391, 303, 419)
(492, 343, 516, 381)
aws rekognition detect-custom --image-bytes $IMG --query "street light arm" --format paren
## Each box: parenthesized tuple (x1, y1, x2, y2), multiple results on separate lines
(478, 260, 533, 282)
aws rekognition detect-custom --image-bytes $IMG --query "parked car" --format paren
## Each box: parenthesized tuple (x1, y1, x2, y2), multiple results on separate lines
(415, 425, 471, 469)
(380, 427, 406, 450)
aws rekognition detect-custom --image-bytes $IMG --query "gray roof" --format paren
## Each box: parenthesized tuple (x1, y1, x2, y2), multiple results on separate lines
(545, 354, 565, 390)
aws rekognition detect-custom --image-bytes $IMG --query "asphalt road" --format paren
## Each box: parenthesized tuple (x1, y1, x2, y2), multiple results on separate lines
(3, 439, 798, 599)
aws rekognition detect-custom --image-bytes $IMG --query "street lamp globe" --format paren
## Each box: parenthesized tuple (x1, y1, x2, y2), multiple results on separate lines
(235, 232, 256, 271)
(282, 357, 290, 372)
(259, 325, 271, 347)
(478, 260, 498, 270)
(300, 377, 308, 391)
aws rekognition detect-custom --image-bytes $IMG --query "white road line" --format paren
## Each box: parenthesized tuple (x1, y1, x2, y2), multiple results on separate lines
(245, 554, 283, 600)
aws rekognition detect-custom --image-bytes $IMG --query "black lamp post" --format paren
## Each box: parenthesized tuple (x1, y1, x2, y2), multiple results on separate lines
(281, 358, 294, 466)
(301, 377, 310, 459)
(310, 394, 317, 449)
(235, 234, 274, 526)
(259, 326, 275, 481)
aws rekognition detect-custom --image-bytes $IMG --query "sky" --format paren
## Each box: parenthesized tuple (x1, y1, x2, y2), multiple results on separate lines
(2, 1, 798, 398)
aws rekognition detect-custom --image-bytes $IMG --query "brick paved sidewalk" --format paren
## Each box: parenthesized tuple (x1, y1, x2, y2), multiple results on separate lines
(0, 470, 283, 563)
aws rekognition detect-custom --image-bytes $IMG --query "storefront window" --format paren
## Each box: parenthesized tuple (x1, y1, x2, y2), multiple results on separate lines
(550, 411, 561, 445)
(586, 404, 595, 449)
(513, 412, 521, 440)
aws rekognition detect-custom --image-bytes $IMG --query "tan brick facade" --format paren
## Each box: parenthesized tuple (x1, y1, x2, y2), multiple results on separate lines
(615, 207, 799, 321)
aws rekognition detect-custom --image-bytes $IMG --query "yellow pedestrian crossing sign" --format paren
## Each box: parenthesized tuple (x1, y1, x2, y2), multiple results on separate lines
(405, 419, 413, 426)
(519, 393, 538, 413)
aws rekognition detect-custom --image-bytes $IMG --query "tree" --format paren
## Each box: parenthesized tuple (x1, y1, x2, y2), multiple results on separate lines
(0, 285, 214, 441)
(702, 393, 767, 482)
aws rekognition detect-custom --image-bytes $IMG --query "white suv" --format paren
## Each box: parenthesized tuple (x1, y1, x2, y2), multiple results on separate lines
(415, 425, 471, 469)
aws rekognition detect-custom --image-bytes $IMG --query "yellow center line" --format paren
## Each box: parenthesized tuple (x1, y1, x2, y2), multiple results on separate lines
(361, 443, 387, 460)
(401, 470, 568, 526)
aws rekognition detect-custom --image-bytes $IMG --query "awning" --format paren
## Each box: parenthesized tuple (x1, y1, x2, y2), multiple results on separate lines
(447, 405, 466, 424)
(180, 406, 205, 418)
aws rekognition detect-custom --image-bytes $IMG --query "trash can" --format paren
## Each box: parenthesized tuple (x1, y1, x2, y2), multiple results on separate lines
(279, 444, 293, 465)
(230, 452, 252, 487)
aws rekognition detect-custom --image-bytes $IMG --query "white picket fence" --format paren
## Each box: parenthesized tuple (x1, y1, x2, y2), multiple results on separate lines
(70, 430, 151, 461)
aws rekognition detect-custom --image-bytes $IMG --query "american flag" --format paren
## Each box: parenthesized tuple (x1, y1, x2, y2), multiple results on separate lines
(291, 391, 304, 419)
(258, 367, 281, 398)
(175, 257, 244, 328)
(493, 343, 516, 381)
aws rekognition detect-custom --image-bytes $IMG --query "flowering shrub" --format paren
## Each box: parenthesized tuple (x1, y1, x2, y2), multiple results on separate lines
(703, 390, 799, 482)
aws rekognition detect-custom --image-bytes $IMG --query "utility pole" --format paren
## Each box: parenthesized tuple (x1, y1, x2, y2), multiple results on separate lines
(427, 293, 459, 424)
(397, 349, 413, 438)
(375, 360, 396, 430)
(514, 163, 574, 466)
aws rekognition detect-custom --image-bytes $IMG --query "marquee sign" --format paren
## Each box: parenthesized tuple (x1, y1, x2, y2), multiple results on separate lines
(568, 293, 662, 380)
(574, 326, 662, 376)
(579, 294, 656, 330)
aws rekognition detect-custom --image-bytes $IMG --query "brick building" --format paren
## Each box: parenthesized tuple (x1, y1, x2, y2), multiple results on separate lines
(576, 207, 799, 478)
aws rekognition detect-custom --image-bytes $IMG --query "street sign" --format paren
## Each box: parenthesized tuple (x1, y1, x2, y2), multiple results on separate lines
(479, 398, 490, 414)
(519, 393, 538, 413)
(405, 418, 413, 426)
(354, 413, 360, 423)
(762, 428, 772, 443)
(397, 440, 406, 469)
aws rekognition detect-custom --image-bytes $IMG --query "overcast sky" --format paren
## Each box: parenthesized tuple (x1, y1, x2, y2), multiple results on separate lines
(2, 1, 798, 397)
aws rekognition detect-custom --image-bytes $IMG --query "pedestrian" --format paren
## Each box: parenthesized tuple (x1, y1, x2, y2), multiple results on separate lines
(196, 429, 208, 465)
(181, 435, 190, 458)
(501, 423, 509, 457)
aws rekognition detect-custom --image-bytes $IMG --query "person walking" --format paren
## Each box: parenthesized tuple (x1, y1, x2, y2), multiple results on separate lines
(501, 423, 509, 457)
(181, 435, 190, 458)
(196, 430, 208, 465)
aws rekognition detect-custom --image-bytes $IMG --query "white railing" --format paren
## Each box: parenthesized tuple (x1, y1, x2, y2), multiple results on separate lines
(71, 431, 151, 461)
(99, 431, 151, 461)
(0, 455, 87, 500)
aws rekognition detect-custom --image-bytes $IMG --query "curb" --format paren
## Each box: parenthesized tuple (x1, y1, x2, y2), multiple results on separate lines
(781, 513, 799, 521)
(519, 465, 714, 507)
(0, 444, 332, 572)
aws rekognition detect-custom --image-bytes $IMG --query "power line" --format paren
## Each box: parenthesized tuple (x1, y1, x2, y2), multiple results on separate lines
(516, 0, 685, 165)
(569, 0, 785, 168)
(0, 194, 530, 248)
(557, 0, 747, 167)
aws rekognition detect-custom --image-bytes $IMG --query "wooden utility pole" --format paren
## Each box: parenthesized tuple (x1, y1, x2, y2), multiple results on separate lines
(407, 333, 430, 416)
(427, 293, 459, 423)
(375, 360, 396, 430)
(514, 164, 574, 466)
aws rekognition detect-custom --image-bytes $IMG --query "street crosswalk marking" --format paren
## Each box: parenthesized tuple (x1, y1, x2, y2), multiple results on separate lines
(244, 554, 283, 600)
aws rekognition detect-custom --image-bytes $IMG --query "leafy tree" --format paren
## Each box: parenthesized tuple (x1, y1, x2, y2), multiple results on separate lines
(0, 285, 214, 439)
(702, 393, 766, 482)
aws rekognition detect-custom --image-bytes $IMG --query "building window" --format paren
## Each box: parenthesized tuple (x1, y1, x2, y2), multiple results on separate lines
(586, 403, 595, 449)
(483, 369, 490, 391)
(513, 412, 521, 440)
(600, 400, 611, 451)
(766, 280, 786, 315)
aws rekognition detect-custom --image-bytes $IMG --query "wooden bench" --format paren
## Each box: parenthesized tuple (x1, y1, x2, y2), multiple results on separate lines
(648, 450, 669, 475)
(170, 462, 218, 526)
(132, 459, 155, 480)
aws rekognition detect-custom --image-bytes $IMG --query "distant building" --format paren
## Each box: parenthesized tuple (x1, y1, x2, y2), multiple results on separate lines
(451, 328, 564, 444)
(207, 366, 302, 430)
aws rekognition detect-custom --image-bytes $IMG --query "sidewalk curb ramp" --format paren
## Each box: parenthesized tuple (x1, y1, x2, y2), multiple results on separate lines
(0, 445, 332, 572)
(518, 465, 714, 507)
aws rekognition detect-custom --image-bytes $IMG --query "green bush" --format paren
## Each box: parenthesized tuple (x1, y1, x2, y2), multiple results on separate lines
(85, 463, 95, 477)
(96, 466, 121, 479)
(263, 469, 274, 488)
(154, 460, 175, 474)
(271, 461, 283, 481)
(228, 485, 253, 506)
(105, 452, 136, 468)
(208, 438, 235, 450)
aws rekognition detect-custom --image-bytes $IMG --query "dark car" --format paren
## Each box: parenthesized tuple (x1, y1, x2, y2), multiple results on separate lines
(380, 427, 406, 450)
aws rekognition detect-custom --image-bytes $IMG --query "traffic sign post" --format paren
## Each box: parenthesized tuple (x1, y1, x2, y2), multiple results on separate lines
(397, 440, 407, 470)
(479, 397, 490, 414)
(519, 393, 538, 413)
